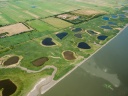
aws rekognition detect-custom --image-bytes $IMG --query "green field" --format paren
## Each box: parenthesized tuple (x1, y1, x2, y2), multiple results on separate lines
(43, 17, 73, 29)
(26, 20, 58, 32)
(0, 0, 121, 25)
(0, 0, 128, 96)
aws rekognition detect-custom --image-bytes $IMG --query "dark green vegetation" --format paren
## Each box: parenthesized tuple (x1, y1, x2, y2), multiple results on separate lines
(0, 0, 128, 96)
(0, 32, 9, 38)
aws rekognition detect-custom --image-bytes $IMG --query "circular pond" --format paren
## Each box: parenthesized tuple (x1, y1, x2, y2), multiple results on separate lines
(101, 25, 112, 30)
(0, 79, 17, 96)
(77, 42, 91, 49)
(56, 32, 68, 39)
(102, 16, 109, 20)
(72, 28, 82, 32)
(97, 35, 108, 40)
(3, 56, 19, 66)
(74, 33, 82, 38)
(63, 51, 76, 60)
(87, 30, 97, 35)
(42, 38, 56, 46)
(32, 57, 49, 66)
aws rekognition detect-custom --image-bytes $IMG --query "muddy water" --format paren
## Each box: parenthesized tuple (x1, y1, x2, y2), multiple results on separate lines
(42, 26, 128, 96)
(3, 56, 19, 66)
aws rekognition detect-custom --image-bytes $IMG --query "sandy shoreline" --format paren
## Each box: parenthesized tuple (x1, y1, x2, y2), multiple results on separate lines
(27, 25, 128, 96)
(27, 66, 57, 96)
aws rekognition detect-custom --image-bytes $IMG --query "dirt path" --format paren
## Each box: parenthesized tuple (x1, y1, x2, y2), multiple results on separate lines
(17, 65, 56, 73)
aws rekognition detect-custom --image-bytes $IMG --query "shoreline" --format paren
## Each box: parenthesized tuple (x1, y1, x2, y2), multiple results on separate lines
(27, 65, 57, 96)
(39, 24, 128, 95)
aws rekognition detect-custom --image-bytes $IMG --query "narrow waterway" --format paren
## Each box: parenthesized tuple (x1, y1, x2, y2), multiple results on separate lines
(42, 25, 128, 96)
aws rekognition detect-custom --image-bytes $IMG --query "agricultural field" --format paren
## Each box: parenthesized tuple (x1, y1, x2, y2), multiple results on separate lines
(56, 9, 106, 24)
(0, 23, 33, 36)
(0, 0, 128, 96)
(43, 17, 73, 29)
(26, 20, 58, 32)
(0, 0, 122, 26)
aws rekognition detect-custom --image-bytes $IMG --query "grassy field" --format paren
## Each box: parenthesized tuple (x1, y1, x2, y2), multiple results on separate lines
(43, 17, 73, 29)
(0, 0, 118, 26)
(26, 20, 58, 32)
(0, 68, 54, 96)
(0, 0, 128, 96)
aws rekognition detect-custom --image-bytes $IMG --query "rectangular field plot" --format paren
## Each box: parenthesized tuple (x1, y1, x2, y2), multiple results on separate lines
(0, 23, 33, 36)
(26, 20, 58, 32)
(71, 9, 105, 16)
(0, 15, 9, 25)
(43, 17, 73, 29)
(23, 11, 39, 19)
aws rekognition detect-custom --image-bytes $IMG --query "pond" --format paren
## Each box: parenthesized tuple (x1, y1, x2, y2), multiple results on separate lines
(42, 38, 56, 46)
(72, 28, 82, 32)
(101, 26, 112, 30)
(111, 15, 118, 19)
(32, 57, 49, 66)
(108, 22, 117, 26)
(56, 32, 68, 39)
(31, 5, 36, 8)
(123, 10, 128, 13)
(118, 14, 126, 18)
(102, 16, 109, 20)
(87, 30, 97, 35)
(97, 35, 108, 40)
(3, 56, 19, 66)
(77, 42, 91, 49)
(63, 51, 76, 60)
(74, 33, 82, 38)
(0, 79, 17, 96)
(42, 26, 128, 96)
(120, 18, 125, 21)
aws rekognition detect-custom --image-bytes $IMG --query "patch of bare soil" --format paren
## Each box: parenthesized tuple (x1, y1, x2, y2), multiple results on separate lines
(57, 14, 78, 20)
(32, 57, 49, 66)
(71, 9, 104, 16)
(0, 23, 33, 36)
(63, 51, 76, 60)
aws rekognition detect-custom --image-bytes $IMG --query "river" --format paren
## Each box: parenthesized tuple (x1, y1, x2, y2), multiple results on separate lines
(42, 25, 128, 96)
